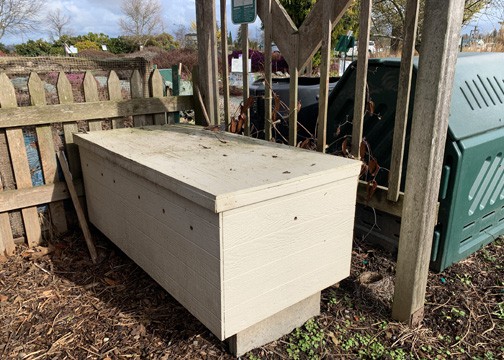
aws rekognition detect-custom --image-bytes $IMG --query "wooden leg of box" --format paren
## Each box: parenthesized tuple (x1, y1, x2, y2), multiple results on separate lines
(227, 292, 321, 357)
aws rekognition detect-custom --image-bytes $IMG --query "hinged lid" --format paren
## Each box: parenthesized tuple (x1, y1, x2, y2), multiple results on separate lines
(74, 125, 360, 213)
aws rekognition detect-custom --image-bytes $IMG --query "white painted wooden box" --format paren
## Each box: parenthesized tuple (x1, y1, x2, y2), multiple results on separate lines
(74, 125, 360, 340)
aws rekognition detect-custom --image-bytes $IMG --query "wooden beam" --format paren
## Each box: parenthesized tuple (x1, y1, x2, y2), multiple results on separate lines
(242, 24, 250, 136)
(0, 96, 194, 129)
(257, 0, 297, 64)
(0, 181, 84, 213)
(298, 0, 353, 70)
(316, 1, 332, 153)
(356, 182, 404, 218)
(351, 0, 372, 158)
(392, 0, 465, 326)
(288, 46, 299, 146)
(220, 0, 231, 128)
(57, 150, 97, 264)
(387, 0, 420, 202)
(196, 0, 219, 125)
(263, 0, 273, 141)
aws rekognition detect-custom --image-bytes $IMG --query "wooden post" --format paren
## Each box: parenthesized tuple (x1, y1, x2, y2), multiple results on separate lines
(196, 0, 219, 125)
(150, 69, 166, 125)
(392, 0, 465, 326)
(387, 0, 420, 202)
(263, 0, 273, 141)
(242, 24, 250, 136)
(351, 0, 372, 158)
(130, 70, 149, 127)
(220, 0, 230, 128)
(316, 1, 332, 153)
(288, 37, 299, 146)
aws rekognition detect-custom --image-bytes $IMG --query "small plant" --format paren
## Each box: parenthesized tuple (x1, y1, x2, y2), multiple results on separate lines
(457, 274, 472, 286)
(248, 354, 262, 360)
(451, 307, 467, 318)
(492, 302, 504, 320)
(287, 319, 325, 360)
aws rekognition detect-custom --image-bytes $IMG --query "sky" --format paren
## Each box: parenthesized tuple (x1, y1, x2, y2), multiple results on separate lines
(1, 0, 262, 45)
(1, 0, 502, 46)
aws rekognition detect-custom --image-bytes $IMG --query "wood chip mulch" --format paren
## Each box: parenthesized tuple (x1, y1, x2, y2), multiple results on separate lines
(1, 231, 503, 359)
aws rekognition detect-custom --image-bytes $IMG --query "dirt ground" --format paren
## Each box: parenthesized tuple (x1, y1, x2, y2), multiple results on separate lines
(0, 229, 502, 360)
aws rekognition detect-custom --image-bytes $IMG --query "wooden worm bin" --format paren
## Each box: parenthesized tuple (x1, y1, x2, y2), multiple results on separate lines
(74, 125, 360, 342)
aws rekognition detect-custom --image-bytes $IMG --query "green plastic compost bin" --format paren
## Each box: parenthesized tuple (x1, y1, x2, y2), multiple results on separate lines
(327, 53, 504, 272)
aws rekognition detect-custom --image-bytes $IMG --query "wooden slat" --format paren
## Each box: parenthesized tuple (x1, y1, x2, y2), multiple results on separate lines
(242, 24, 250, 136)
(316, 1, 332, 153)
(297, 0, 353, 70)
(196, 0, 219, 125)
(130, 70, 150, 127)
(58, 71, 81, 177)
(29, 72, 68, 235)
(150, 69, 166, 125)
(392, 0, 465, 326)
(351, 0, 372, 158)
(257, 0, 297, 64)
(83, 71, 102, 132)
(220, 0, 230, 128)
(263, 0, 273, 141)
(108, 70, 124, 129)
(0, 73, 42, 247)
(0, 96, 194, 128)
(288, 48, 299, 146)
(57, 150, 97, 263)
(0, 181, 84, 213)
(0, 175, 15, 256)
(356, 182, 404, 218)
(387, 0, 420, 202)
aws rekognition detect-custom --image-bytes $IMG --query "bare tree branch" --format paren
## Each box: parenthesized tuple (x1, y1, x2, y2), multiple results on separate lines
(0, 0, 44, 40)
(46, 8, 72, 40)
(118, 0, 164, 46)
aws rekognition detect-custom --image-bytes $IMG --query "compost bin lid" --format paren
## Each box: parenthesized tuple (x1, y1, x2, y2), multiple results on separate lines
(74, 125, 360, 213)
(448, 52, 504, 141)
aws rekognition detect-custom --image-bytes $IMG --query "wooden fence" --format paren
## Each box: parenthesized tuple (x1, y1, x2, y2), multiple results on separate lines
(0, 66, 193, 256)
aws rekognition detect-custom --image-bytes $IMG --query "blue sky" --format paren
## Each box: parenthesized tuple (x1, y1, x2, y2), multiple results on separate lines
(2, 0, 262, 45)
(1, 0, 501, 45)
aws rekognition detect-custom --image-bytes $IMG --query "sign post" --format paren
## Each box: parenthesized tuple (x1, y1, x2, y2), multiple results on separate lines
(231, 0, 257, 24)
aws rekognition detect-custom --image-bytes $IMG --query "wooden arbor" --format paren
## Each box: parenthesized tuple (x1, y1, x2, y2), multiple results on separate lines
(196, 0, 466, 326)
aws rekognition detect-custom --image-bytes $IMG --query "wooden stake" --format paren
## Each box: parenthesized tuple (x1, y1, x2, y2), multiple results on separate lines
(57, 150, 98, 264)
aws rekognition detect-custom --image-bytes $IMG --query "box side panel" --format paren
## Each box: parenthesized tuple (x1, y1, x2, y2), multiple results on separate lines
(80, 149, 224, 339)
(222, 178, 357, 337)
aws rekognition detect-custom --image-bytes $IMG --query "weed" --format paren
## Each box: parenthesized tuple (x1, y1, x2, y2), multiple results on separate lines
(492, 302, 504, 320)
(287, 319, 325, 360)
(457, 274, 472, 286)
(451, 307, 466, 318)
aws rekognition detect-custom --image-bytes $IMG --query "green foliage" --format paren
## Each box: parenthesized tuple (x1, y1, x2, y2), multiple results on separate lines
(107, 37, 137, 54)
(278, 0, 317, 28)
(145, 33, 179, 50)
(0, 42, 9, 54)
(14, 39, 56, 56)
(74, 40, 100, 51)
(287, 319, 325, 360)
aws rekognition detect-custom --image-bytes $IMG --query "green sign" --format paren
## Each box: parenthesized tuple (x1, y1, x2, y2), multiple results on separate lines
(232, 0, 257, 24)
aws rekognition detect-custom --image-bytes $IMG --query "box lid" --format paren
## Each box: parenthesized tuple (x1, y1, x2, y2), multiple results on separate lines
(74, 125, 361, 213)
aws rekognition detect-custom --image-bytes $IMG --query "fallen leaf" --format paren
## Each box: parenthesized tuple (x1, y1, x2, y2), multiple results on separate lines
(41, 290, 53, 297)
(328, 331, 339, 346)
(0, 294, 8, 302)
(203, 125, 220, 132)
(283, 171, 291, 174)
(367, 180, 378, 201)
(103, 278, 119, 287)
(360, 139, 368, 161)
